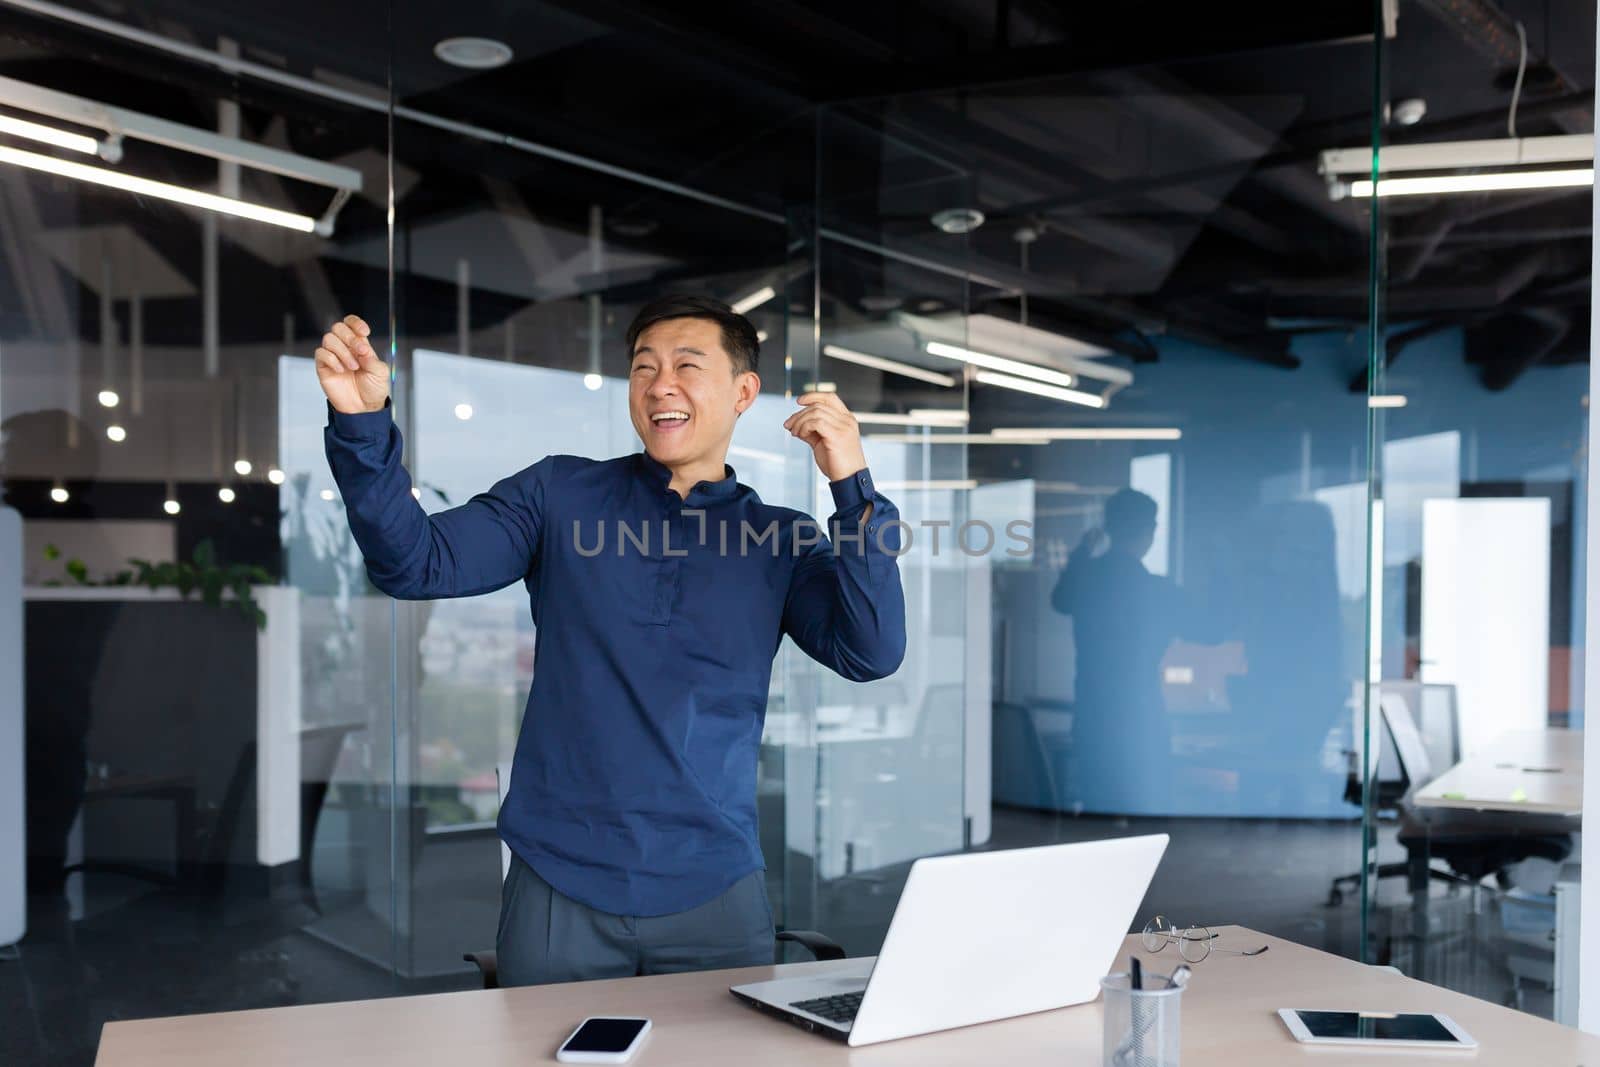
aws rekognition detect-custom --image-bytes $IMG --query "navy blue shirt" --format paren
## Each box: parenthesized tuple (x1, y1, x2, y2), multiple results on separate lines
(325, 404, 906, 916)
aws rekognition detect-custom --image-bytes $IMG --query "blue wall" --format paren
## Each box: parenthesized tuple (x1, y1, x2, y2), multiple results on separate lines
(987, 327, 1586, 818)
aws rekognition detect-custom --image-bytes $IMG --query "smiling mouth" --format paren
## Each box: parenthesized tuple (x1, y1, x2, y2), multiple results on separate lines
(649, 411, 690, 432)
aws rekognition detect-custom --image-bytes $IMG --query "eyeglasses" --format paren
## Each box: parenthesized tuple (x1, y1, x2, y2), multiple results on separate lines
(1141, 916, 1270, 963)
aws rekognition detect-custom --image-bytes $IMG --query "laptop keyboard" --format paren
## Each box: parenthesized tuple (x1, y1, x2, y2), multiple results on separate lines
(790, 991, 863, 1026)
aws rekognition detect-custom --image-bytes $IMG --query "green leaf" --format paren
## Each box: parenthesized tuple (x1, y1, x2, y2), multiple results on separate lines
(192, 539, 217, 569)
(65, 559, 89, 583)
(43, 544, 60, 561)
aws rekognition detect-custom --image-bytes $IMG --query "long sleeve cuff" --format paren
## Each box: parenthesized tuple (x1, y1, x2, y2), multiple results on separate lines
(828, 467, 876, 515)
(327, 398, 393, 440)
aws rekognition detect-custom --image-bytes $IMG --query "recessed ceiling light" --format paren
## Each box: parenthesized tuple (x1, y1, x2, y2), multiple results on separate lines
(583, 373, 603, 391)
(106, 424, 127, 442)
(434, 37, 514, 70)
(860, 295, 903, 312)
(218, 487, 236, 503)
(97, 389, 119, 407)
(1391, 98, 1427, 126)
(234, 458, 253, 476)
(267, 468, 286, 485)
(930, 207, 985, 234)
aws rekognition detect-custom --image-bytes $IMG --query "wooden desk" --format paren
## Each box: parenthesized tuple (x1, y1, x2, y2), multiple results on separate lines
(1413, 729, 1583, 817)
(96, 926, 1600, 1066)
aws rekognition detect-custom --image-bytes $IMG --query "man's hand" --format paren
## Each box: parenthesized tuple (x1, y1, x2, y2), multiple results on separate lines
(315, 314, 389, 414)
(784, 391, 867, 483)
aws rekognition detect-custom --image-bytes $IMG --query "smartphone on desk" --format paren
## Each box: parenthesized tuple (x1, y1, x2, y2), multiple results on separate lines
(555, 1017, 651, 1064)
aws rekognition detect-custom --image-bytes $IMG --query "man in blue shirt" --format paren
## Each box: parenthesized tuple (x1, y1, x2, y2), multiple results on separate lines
(317, 294, 906, 985)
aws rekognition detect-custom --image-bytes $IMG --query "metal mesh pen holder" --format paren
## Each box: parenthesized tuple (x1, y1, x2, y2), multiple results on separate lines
(1101, 972, 1183, 1067)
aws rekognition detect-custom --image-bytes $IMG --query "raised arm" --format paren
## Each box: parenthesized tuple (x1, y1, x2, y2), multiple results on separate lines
(780, 391, 906, 681)
(317, 315, 545, 600)
(781, 472, 907, 682)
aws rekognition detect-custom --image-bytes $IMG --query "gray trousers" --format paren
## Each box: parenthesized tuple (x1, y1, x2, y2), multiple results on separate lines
(496, 854, 775, 987)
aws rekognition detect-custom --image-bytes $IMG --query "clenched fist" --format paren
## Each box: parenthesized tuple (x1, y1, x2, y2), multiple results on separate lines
(315, 314, 389, 414)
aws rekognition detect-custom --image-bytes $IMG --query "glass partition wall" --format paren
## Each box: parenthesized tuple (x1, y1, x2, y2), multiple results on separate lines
(1362, 0, 1592, 1020)
(0, 6, 402, 1064)
(812, 23, 1386, 961)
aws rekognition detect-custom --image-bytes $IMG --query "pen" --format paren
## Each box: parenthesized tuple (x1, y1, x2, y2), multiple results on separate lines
(1131, 956, 1143, 991)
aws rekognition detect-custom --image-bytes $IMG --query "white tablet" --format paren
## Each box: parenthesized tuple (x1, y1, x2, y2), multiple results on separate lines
(1278, 1009, 1477, 1050)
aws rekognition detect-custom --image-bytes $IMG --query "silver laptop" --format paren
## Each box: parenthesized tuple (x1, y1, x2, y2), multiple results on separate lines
(730, 834, 1168, 1046)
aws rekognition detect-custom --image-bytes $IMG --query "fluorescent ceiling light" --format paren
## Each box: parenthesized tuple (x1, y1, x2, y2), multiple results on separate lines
(973, 369, 1106, 408)
(731, 286, 776, 314)
(1320, 134, 1593, 176)
(1350, 169, 1593, 198)
(1319, 134, 1595, 200)
(991, 427, 1182, 440)
(898, 311, 1131, 387)
(0, 74, 361, 233)
(925, 340, 1076, 387)
(728, 444, 786, 465)
(866, 433, 1049, 445)
(0, 143, 319, 231)
(1368, 394, 1408, 408)
(854, 410, 970, 427)
(822, 344, 957, 387)
(0, 112, 98, 154)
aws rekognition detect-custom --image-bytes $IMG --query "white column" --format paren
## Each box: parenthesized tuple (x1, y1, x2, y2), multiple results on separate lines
(255, 586, 302, 866)
(0, 508, 24, 946)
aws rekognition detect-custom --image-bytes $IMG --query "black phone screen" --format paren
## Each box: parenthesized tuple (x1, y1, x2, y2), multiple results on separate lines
(1295, 1010, 1460, 1043)
(562, 1018, 648, 1053)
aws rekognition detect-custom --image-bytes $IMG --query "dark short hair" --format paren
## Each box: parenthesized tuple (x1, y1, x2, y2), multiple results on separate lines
(625, 293, 760, 376)
(1104, 488, 1158, 539)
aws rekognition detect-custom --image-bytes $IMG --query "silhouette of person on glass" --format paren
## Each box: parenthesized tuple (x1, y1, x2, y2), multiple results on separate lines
(1050, 488, 1186, 814)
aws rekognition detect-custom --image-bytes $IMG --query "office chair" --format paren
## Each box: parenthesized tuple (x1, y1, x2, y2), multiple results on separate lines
(463, 763, 846, 989)
(1328, 688, 1420, 905)
(1329, 685, 1572, 905)
(298, 722, 363, 913)
(991, 700, 1059, 810)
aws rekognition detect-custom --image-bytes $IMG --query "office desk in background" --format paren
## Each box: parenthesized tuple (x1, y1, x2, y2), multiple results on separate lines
(96, 926, 1600, 1066)
(1413, 728, 1583, 817)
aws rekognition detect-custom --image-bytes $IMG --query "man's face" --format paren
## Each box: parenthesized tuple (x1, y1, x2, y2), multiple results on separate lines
(628, 317, 759, 470)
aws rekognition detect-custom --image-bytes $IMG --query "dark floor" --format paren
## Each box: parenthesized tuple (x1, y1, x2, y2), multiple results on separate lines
(0, 808, 1550, 1067)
